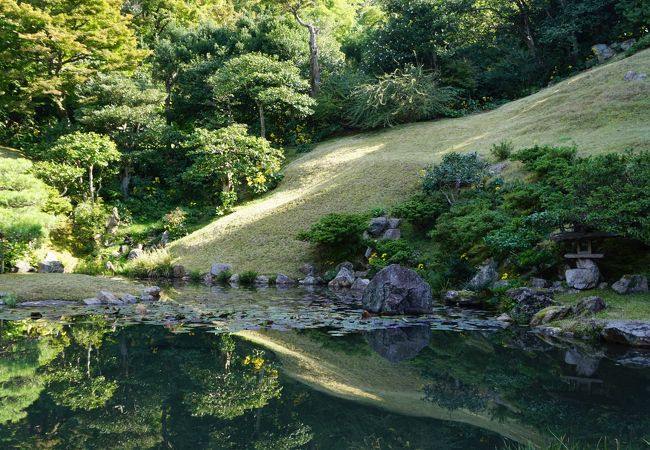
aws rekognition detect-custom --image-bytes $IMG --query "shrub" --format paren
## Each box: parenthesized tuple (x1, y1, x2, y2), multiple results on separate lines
(1, 292, 17, 307)
(347, 65, 457, 129)
(162, 207, 188, 239)
(297, 213, 369, 263)
(70, 200, 108, 255)
(392, 193, 448, 232)
(422, 152, 489, 205)
(625, 33, 650, 56)
(215, 269, 233, 284)
(121, 248, 173, 278)
(239, 270, 258, 286)
(490, 141, 514, 161)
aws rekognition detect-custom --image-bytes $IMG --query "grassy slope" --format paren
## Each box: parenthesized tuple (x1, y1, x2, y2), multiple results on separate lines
(0, 274, 143, 302)
(172, 51, 650, 276)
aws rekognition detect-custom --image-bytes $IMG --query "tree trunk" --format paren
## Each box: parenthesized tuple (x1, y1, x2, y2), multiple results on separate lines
(53, 96, 71, 125)
(88, 165, 95, 204)
(257, 102, 266, 139)
(121, 164, 131, 200)
(513, 0, 538, 59)
(292, 12, 321, 97)
(164, 77, 174, 125)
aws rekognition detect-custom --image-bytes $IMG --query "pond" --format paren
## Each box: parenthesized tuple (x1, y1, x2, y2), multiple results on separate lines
(1, 286, 650, 449)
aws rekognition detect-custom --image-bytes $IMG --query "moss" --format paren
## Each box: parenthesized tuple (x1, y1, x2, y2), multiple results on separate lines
(556, 290, 650, 321)
(170, 50, 650, 277)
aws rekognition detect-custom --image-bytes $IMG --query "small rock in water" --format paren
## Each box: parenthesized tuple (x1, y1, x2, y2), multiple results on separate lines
(210, 263, 232, 276)
(275, 273, 295, 286)
(496, 313, 513, 322)
(328, 267, 355, 289)
(83, 298, 102, 306)
(229, 273, 240, 285)
(254, 275, 269, 287)
(97, 290, 122, 305)
(120, 294, 138, 304)
(172, 265, 186, 278)
(350, 278, 370, 292)
(143, 286, 161, 299)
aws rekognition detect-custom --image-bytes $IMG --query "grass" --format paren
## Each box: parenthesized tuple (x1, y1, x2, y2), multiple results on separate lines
(557, 290, 650, 321)
(171, 50, 650, 276)
(0, 273, 143, 302)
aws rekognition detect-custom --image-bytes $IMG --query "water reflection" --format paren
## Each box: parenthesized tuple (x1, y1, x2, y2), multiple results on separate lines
(0, 318, 650, 449)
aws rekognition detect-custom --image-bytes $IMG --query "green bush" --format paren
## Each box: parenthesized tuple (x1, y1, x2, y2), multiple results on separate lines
(215, 269, 233, 284)
(0, 292, 17, 307)
(368, 240, 419, 273)
(70, 200, 108, 255)
(392, 193, 448, 232)
(625, 34, 650, 56)
(422, 152, 489, 205)
(297, 213, 369, 263)
(347, 65, 457, 129)
(490, 140, 514, 161)
(162, 207, 188, 239)
(239, 270, 258, 286)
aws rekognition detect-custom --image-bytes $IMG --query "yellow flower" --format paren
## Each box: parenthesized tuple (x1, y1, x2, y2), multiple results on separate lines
(381, 253, 388, 259)
(460, 253, 468, 260)
(417, 263, 424, 270)
(495, 186, 501, 191)
(501, 273, 509, 280)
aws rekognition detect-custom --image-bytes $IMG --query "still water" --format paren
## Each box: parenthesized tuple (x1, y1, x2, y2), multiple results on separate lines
(1, 286, 650, 449)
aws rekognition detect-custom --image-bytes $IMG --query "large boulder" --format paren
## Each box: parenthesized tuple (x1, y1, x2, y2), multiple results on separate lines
(382, 228, 401, 240)
(612, 275, 648, 295)
(350, 277, 370, 292)
(573, 296, 607, 315)
(38, 258, 64, 273)
(14, 261, 33, 273)
(362, 264, 433, 315)
(127, 245, 144, 261)
(328, 267, 355, 289)
(530, 306, 572, 327)
(299, 275, 325, 286)
(592, 44, 615, 63)
(601, 321, 650, 347)
(506, 287, 555, 322)
(210, 263, 232, 276)
(172, 265, 186, 279)
(365, 325, 432, 363)
(565, 259, 600, 290)
(275, 274, 296, 286)
(466, 259, 499, 291)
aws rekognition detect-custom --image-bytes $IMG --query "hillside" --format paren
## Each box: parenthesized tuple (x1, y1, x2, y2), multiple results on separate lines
(171, 50, 650, 276)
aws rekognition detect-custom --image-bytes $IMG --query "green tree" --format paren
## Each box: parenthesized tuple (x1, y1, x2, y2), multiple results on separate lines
(0, 0, 146, 123)
(422, 152, 489, 205)
(210, 53, 314, 139)
(76, 73, 166, 198)
(0, 156, 55, 273)
(45, 132, 121, 203)
(185, 124, 284, 211)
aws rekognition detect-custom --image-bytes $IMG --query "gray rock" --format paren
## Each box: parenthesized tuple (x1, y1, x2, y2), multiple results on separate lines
(160, 230, 169, 247)
(368, 217, 389, 237)
(275, 274, 296, 286)
(566, 259, 600, 290)
(127, 247, 144, 261)
(592, 44, 615, 63)
(172, 265, 186, 278)
(382, 228, 401, 240)
(328, 267, 355, 289)
(229, 273, 240, 285)
(14, 261, 33, 273)
(336, 261, 354, 272)
(254, 275, 269, 287)
(612, 275, 648, 295)
(506, 287, 556, 322)
(364, 247, 374, 259)
(601, 321, 650, 347)
(141, 294, 155, 302)
(350, 278, 370, 292)
(365, 325, 432, 363)
(83, 298, 102, 306)
(496, 313, 513, 322)
(530, 305, 572, 326)
(620, 38, 636, 51)
(549, 281, 568, 294)
(97, 290, 122, 305)
(488, 161, 509, 176)
(38, 259, 64, 273)
(387, 218, 402, 229)
(442, 290, 481, 307)
(363, 264, 433, 315)
(120, 294, 138, 304)
(299, 275, 324, 286)
(598, 282, 609, 290)
(105, 207, 120, 235)
(466, 259, 499, 291)
(354, 270, 369, 278)
(105, 261, 116, 274)
(144, 286, 161, 299)
(299, 263, 315, 276)
(573, 296, 607, 315)
(624, 70, 647, 81)
(530, 277, 548, 289)
(491, 280, 511, 290)
(210, 263, 232, 276)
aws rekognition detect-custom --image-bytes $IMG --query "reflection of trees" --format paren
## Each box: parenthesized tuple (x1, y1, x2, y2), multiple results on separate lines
(184, 349, 282, 420)
(46, 316, 118, 411)
(0, 320, 67, 424)
(423, 373, 488, 412)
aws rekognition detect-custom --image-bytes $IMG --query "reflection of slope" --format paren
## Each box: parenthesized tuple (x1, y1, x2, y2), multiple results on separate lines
(238, 330, 543, 446)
